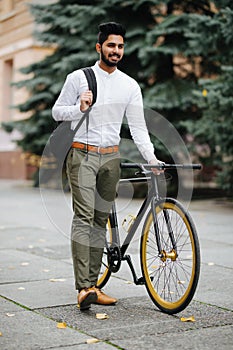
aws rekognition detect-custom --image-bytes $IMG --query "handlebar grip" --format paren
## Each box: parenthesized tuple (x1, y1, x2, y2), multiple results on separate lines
(162, 164, 202, 170)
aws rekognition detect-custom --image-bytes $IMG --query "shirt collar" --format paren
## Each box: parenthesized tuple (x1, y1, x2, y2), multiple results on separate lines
(94, 61, 118, 77)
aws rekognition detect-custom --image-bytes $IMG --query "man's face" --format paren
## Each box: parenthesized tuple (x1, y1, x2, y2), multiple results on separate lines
(98, 34, 124, 67)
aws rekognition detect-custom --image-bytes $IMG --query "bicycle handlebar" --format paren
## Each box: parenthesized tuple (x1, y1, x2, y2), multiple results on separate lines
(120, 163, 202, 170)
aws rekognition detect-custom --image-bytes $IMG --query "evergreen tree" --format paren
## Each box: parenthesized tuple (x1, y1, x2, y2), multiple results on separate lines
(181, 1, 233, 195)
(4, 0, 156, 155)
(3, 0, 233, 194)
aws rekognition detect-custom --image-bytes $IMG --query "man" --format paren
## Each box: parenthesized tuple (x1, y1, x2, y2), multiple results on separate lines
(52, 22, 164, 310)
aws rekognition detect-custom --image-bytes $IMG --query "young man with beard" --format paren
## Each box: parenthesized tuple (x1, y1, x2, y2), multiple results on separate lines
(52, 22, 164, 310)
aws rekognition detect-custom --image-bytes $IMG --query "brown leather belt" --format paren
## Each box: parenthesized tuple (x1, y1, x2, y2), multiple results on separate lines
(72, 142, 119, 154)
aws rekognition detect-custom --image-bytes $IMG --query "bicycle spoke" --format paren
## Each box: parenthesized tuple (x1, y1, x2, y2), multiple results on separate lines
(141, 199, 200, 313)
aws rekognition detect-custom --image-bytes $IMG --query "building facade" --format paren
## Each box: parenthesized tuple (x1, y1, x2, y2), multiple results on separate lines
(0, 0, 53, 179)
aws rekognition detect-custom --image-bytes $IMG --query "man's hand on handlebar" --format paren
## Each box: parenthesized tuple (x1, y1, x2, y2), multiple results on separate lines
(149, 158, 165, 175)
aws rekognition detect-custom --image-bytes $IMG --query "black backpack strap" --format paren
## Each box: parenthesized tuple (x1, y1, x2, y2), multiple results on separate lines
(80, 67, 97, 160)
(81, 67, 97, 105)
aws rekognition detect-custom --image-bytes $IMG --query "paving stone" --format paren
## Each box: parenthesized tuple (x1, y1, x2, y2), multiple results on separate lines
(0, 249, 73, 284)
(0, 226, 69, 250)
(1, 181, 233, 350)
(115, 325, 233, 350)
(0, 278, 76, 309)
(0, 307, 101, 350)
(195, 263, 233, 310)
(0, 295, 23, 313)
(36, 297, 233, 347)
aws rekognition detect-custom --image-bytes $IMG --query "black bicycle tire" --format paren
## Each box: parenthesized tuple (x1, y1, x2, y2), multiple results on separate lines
(140, 197, 200, 314)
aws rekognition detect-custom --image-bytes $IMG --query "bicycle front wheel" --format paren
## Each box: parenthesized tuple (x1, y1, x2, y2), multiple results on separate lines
(140, 198, 200, 314)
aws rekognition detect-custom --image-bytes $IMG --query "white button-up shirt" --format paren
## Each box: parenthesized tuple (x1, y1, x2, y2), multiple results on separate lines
(52, 61, 156, 162)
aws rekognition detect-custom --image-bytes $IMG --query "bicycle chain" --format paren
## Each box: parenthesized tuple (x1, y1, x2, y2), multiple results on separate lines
(107, 243, 122, 273)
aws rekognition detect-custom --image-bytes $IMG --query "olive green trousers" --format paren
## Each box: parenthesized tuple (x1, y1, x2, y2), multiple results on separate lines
(66, 148, 120, 291)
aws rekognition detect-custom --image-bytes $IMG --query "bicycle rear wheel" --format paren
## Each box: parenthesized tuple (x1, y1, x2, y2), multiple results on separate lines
(140, 198, 200, 314)
(96, 219, 112, 289)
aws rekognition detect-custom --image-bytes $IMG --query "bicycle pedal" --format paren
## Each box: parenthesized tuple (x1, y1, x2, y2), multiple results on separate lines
(136, 276, 145, 285)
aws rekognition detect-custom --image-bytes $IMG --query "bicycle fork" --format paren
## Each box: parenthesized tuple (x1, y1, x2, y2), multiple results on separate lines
(151, 197, 177, 261)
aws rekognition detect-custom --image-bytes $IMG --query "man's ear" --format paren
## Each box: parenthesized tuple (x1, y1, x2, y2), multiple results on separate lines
(96, 43, 101, 53)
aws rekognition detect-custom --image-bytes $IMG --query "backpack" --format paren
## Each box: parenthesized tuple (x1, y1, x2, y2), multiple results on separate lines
(49, 67, 97, 163)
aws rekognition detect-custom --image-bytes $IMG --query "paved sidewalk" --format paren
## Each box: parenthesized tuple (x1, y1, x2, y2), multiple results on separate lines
(0, 180, 232, 349)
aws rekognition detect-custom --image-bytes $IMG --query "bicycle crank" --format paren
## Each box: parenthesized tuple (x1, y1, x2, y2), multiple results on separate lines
(107, 244, 122, 273)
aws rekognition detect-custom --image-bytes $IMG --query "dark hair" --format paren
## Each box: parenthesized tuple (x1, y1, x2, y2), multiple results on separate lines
(98, 22, 126, 45)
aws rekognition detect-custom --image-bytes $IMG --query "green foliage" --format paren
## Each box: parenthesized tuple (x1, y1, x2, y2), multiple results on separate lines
(3, 0, 233, 194)
(181, 4, 233, 195)
(144, 79, 196, 111)
(184, 66, 233, 194)
(3, 0, 156, 155)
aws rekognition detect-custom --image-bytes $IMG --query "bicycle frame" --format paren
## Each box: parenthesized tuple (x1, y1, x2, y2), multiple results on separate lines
(107, 163, 202, 284)
(117, 176, 156, 258)
(107, 173, 161, 284)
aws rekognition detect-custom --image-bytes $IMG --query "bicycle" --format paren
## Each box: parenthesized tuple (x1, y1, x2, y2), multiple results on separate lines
(96, 162, 202, 314)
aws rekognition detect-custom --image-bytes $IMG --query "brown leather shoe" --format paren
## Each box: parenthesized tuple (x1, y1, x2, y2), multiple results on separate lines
(78, 288, 97, 310)
(92, 287, 117, 305)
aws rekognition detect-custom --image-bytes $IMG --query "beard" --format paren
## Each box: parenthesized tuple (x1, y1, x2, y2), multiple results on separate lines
(100, 49, 121, 67)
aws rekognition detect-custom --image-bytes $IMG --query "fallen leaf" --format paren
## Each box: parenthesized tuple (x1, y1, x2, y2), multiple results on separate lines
(57, 322, 67, 329)
(0, 331, 2, 336)
(6, 313, 15, 317)
(49, 278, 66, 282)
(96, 313, 109, 320)
(86, 338, 99, 344)
(180, 316, 196, 322)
